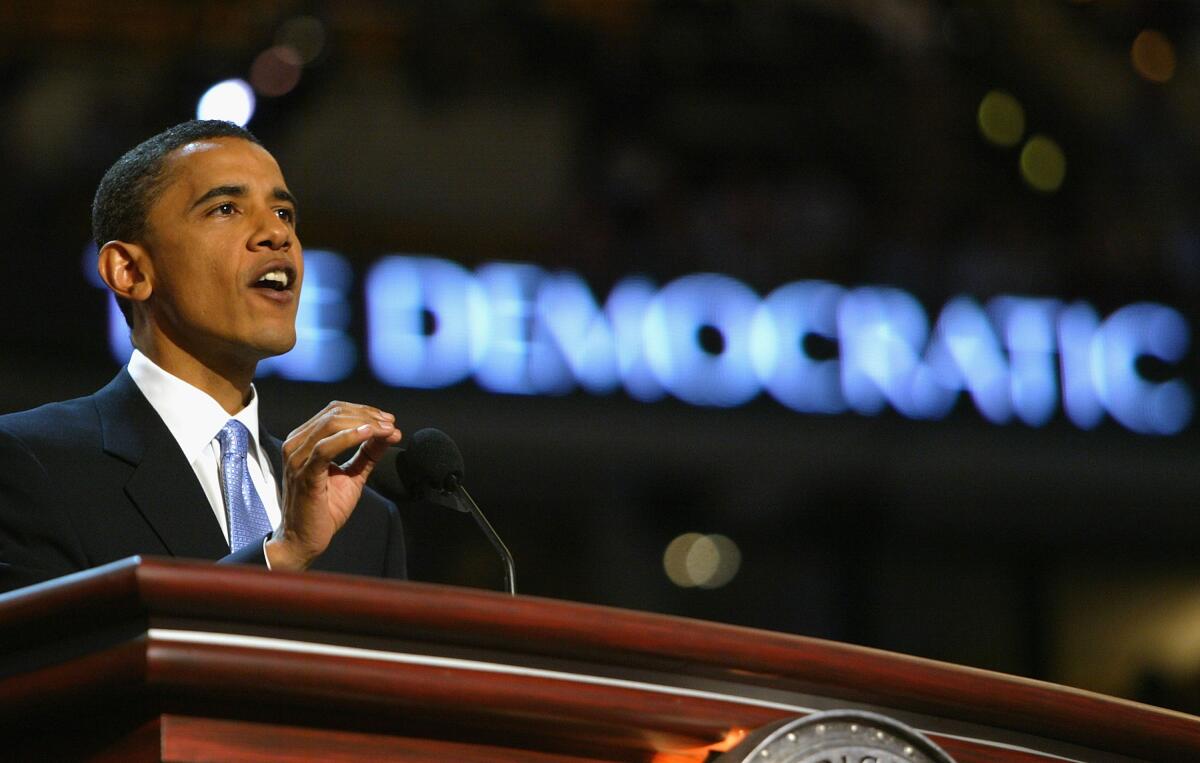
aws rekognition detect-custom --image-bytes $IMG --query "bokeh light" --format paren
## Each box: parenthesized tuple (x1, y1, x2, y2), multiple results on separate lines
(196, 79, 255, 126)
(977, 90, 1025, 147)
(663, 532, 742, 589)
(250, 45, 303, 97)
(1019, 135, 1066, 193)
(276, 15, 327, 64)
(1131, 29, 1176, 84)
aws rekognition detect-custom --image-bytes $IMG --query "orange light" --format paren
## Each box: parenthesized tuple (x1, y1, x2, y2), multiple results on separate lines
(1131, 29, 1176, 84)
(652, 727, 750, 762)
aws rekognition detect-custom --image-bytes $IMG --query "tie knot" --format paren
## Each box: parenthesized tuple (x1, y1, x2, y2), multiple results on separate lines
(217, 419, 251, 460)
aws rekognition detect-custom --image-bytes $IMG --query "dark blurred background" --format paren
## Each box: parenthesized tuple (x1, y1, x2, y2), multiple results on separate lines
(4, 0, 1200, 714)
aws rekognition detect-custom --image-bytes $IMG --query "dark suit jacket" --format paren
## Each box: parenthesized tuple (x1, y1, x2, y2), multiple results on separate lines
(0, 370, 405, 593)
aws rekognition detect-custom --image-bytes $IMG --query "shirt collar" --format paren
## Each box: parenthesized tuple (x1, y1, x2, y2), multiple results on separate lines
(126, 349, 263, 465)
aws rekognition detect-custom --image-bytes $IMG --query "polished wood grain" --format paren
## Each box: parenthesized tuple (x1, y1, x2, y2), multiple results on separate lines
(1, 556, 1195, 761)
(144, 639, 773, 753)
(158, 715, 617, 763)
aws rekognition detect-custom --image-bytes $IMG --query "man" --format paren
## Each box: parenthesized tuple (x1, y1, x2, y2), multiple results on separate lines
(0, 120, 406, 593)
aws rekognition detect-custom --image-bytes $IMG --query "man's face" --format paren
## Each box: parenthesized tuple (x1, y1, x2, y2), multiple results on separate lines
(139, 137, 302, 370)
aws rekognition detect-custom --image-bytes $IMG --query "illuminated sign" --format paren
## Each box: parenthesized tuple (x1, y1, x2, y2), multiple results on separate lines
(86, 248, 1193, 435)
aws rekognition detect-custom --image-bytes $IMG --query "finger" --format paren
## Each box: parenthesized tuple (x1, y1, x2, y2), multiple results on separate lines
(300, 424, 389, 478)
(287, 401, 396, 441)
(287, 418, 395, 476)
(287, 400, 350, 439)
(326, 401, 395, 422)
(285, 406, 394, 453)
(340, 427, 404, 478)
(291, 409, 393, 443)
(364, 406, 396, 422)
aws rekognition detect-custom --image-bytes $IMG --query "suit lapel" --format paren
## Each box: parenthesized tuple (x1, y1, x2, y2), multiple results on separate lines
(93, 370, 230, 559)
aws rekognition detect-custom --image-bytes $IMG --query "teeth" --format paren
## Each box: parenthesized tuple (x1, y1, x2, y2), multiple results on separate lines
(257, 270, 289, 289)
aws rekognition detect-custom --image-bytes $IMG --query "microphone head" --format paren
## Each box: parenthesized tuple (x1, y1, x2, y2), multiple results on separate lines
(399, 427, 464, 493)
(365, 428, 467, 512)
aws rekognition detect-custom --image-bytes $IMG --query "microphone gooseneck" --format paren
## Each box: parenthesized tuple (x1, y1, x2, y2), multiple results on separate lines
(369, 428, 516, 596)
(448, 475, 516, 597)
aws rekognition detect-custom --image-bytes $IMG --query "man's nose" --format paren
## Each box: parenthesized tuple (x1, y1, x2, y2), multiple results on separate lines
(252, 210, 291, 250)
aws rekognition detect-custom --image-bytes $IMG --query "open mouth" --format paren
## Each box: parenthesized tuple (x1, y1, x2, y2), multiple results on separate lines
(251, 266, 296, 292)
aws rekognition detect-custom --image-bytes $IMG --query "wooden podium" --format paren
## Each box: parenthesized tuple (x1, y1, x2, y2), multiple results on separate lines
(1, 557, 1197, 762)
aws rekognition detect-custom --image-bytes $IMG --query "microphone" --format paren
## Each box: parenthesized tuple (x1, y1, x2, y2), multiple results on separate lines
(367, 428, 516, 596)
(369, 429, 466, 513)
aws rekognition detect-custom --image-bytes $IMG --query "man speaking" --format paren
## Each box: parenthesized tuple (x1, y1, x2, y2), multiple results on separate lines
(0, 120, 406, 592)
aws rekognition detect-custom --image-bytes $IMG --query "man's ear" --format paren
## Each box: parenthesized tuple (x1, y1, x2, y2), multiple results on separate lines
(97, 240, 152, 303)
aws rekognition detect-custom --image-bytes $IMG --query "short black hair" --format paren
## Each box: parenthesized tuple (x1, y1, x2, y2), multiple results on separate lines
(92, 119, 262, 326)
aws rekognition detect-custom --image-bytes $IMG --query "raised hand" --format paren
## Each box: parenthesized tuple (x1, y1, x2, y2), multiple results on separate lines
(265, 401, 403, 571)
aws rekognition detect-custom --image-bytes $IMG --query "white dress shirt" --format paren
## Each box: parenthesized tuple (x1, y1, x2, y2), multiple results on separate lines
(126, 349, 282, 546)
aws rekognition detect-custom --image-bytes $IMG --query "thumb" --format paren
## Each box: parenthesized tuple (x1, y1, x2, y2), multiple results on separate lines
(341, 430, 402, 479)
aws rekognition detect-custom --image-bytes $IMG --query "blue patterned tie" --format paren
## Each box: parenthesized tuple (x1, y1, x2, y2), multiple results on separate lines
(217, 420, 273, 552)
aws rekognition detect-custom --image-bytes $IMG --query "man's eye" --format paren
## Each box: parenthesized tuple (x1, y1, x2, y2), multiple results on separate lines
(276, 208, 295, 223)
(214, 203, 236, 215)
